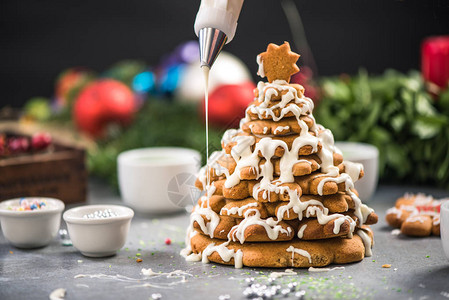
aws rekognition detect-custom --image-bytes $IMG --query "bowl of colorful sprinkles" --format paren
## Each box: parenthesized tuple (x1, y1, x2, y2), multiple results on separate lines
(0, 197, 65, 248)
(63, 204, 134, 257)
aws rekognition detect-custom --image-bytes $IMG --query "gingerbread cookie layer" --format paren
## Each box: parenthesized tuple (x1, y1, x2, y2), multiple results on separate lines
(190, 232, 371, 268)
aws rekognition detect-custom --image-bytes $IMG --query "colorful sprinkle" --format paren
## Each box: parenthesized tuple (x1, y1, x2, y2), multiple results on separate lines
(165, 238, 171, 245)
(382, 264, 391, 268)
(9, 198, 48, 211)
(136, 258, 143, 263)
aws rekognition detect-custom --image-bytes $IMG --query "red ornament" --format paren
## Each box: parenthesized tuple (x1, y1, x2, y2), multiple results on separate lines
(421, 36, 449, 93)
(200, 81, 256, 128)
(73, 79, 137, 138)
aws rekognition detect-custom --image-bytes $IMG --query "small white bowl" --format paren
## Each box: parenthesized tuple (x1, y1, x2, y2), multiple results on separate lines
(441, 201, 449, 261)
(335, 142, 379, 201)
(0, 198, 65, 248)
(118, 147, 201, 214)
(63, 205, 134, 257)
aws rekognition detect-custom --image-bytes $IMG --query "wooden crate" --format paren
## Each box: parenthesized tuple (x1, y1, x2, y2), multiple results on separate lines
(0, 140, 87, 204)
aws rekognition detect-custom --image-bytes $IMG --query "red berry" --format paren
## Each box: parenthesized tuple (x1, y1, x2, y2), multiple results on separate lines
(0, 135, 5, 156)
(165, 238, 171, 245)
(31, 133, 52, 150)
(8, 137, 29, 154)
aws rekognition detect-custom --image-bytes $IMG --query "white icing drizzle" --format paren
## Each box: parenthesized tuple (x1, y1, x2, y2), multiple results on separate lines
(220, 202, 258, 217)
(315, 172, 373, 227)
(184, 252, 202, 262)
(356, 229, 372, 257)
(343, 161, 364, 183)
(229, 210, 292, 243)
(308, 266, 345, 273)
(180, 225, 201, 262)
(190, 202, 220, 238)
(303, 206, 356, 236)
(198, 151, 230, 194)
(256, 55, 264, 78)
(263, 126, 268, 134)
(269, 269, 297, 278)
(202, 242, 243, 269)
(75, 269, 192, 289)
(405, 215, 425, 223)
(286, 245, 312, 264)
(400, 205, 419, 213)
(297, 224, 307, 239)
(433, 216, 440, 226)
(386, 207, 403, 218)
(273, 125, 290, 134)
(269, 269, 298, 279)
(413, 193, 434, 205)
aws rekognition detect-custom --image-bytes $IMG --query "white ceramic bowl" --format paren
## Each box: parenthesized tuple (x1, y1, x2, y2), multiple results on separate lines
(335, 142, 379, 201)
(0, 198, 65, 248)
(441, 201, 449, 261)
(63, 205, 134, 257)
(118, 147, 201, 214)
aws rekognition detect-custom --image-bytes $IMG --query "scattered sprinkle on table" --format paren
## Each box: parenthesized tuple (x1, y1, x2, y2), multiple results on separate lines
(243, 278, 306, 299)
(165, 238, 171, 245)
(151, 293, 162, 299)
(9, 251, 13, 254)
(83, 209, 118, 219)
(136, 258, 142, 263)
(382, 264, 391, 268)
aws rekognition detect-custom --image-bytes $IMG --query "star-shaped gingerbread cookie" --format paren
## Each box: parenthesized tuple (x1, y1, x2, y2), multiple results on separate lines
(257, 42, 300, 83)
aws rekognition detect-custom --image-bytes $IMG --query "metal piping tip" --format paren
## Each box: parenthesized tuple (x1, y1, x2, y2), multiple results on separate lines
(199, 28, 227, 69)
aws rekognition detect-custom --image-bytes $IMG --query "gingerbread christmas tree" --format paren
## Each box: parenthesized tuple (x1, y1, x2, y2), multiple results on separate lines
(181, 42, 378, 268)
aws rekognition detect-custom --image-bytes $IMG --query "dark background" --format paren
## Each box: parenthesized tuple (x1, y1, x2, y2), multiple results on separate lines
(1, 0, 448, 108)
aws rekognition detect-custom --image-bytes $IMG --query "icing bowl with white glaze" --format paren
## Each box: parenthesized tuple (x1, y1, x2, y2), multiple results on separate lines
(0, 198, 65, 248)
(334, 142, 379, 201)
(63, 205, 134, 257)
(118, 147, 201, 214)
(441, 201, 449, 261)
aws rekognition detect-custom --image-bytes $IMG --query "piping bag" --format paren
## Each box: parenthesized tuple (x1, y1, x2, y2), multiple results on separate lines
(194, 0, 244, 69)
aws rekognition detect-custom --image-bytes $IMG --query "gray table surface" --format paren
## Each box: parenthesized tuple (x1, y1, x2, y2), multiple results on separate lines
(1, 180, 448, 300)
